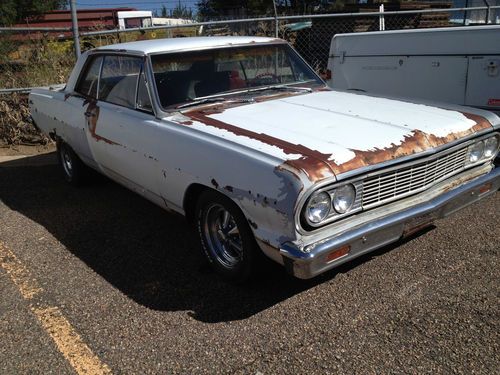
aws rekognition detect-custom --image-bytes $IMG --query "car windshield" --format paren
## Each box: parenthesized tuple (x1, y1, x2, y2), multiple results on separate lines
(150, 43, 323, 109)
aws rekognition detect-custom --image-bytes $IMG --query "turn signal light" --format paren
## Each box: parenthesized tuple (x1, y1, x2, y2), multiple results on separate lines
(325, 245, 350, 263)
(479, 182, 492, 195)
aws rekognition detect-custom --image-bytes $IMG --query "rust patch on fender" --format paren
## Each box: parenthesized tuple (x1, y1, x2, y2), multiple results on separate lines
(331, 130, 432, 174)
(83, 99, 120, 146)
(330, 113, 493, 175)
(424, 112, 493, 147)
(462, 112, 492, 130)
(182, 106, 335, 183)
(274, 165, 302, 181)
(284, 157, 334, 182)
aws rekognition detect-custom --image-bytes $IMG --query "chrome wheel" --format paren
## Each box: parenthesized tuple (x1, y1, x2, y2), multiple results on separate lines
(202, 203, 243, 269)
(60, 146, 73, 178)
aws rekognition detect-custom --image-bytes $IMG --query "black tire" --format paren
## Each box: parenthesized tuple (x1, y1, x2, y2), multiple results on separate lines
(57, 141, 88, 186)
(195, 189, 263, 283)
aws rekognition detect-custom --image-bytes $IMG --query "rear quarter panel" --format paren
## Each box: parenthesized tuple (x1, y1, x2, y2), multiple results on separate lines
(29, 89, 96, 167)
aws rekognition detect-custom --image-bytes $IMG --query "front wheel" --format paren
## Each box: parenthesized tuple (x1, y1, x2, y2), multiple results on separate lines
(195, 190, 262, 283)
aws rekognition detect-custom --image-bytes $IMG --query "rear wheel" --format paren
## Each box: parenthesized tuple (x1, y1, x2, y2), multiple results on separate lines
(195, 190, 262, 283)
(57, 142, 88, 186)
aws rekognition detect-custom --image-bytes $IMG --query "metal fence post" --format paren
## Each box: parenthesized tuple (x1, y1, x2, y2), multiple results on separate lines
(272, 0, 278, 37)
(379, 4, 385, 31)
(485, 0, 491, 24)
(70, 0, 81, 58)
(464, 0, 469, 25)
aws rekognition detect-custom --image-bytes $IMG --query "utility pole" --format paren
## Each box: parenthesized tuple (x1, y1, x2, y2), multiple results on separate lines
(272, 0, 278, 37)
(70, 0, 81, 59)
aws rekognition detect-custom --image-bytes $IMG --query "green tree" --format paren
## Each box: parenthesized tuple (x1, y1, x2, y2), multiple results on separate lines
(161, 5, 168, 18)
(196, 0, 218, 20)
(196, 0, 328, 19)
(196, 0, 271, 20)
(0, 0, 66, 26)
(170, 3, 194, 19)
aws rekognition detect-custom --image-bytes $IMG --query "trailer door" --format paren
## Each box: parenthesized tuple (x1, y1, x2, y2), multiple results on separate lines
(465, 56, 500, 111)
(332, 55, 469, 105)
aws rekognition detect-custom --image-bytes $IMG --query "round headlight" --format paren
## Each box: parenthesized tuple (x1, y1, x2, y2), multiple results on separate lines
(484, 136, 499, 158)
(469, 141, 485, 163)
(305, 192, 331, 224)
(332, 184, 356, 214)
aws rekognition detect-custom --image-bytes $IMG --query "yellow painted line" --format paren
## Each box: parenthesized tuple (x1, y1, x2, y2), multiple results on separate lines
(0, 242, 112, 375)
(32, 306, 112, 375)
(0, 242, 43, 299)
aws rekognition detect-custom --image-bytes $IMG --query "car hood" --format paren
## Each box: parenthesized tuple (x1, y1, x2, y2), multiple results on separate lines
(176, 90, 498, 182)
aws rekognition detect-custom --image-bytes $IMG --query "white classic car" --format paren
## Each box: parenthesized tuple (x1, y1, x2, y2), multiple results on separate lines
(29, 37, 500, 282)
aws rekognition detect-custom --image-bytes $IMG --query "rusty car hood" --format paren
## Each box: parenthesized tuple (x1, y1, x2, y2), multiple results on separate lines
(176, 90, 498, 182)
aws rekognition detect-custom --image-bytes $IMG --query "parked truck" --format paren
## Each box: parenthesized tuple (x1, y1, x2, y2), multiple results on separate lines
(327, 25, 500, 114)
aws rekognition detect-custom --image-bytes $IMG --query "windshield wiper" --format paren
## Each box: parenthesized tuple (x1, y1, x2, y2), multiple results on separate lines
(174, 84, 312, 109)
(176, 97, 227, 109)
(246, 85, 313, 94)
(176, 97, 255, 109)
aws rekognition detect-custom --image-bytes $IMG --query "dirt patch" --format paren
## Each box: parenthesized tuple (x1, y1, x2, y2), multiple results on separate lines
(0, 143, 56, 157)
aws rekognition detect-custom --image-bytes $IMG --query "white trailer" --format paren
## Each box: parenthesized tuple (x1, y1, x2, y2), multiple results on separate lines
(152, 17, 193, 26)
(327, 25, 500, 113)
(117, 11, 153, 30)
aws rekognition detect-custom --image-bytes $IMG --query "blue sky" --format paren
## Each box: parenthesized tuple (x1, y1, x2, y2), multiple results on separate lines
(74, 0, 199, 14)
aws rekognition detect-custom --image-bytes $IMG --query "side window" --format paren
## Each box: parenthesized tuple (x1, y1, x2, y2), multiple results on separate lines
(136, 68, 153, 113)
(76, 55, 103, 98)
(98, 55, 142, 108)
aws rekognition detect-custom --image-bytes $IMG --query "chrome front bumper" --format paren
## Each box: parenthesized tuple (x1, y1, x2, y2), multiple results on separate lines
(280, 165, 500, 279)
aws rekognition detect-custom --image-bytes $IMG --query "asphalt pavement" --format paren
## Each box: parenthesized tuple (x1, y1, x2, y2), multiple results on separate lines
(0, 152, 498, 374)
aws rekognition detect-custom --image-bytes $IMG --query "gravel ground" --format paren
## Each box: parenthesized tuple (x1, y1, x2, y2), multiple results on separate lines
(0, 153, 499, 374)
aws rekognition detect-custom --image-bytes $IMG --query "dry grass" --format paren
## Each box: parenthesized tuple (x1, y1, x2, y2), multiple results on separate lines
(0, 31, 141, 145)
(0, 36, 75, 145)
(0, 38, 75, 89)
(0, 31, 165, 145)
(0, 93, 51, 146)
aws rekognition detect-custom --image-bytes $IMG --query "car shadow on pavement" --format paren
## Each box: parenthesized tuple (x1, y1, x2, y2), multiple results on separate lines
(0, 153, 430, 323)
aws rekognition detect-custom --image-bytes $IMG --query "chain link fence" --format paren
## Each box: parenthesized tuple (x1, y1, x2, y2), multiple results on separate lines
(0, 5, 499, 144)
(1, 5, 499, 91)
(280, 5, 499, 72)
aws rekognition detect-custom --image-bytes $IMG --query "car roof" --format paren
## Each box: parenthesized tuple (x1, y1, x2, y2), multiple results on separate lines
(96, 36, 284, 54)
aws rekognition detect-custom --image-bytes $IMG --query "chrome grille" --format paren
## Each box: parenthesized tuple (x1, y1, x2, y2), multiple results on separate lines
(362, 146, 469, 208)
